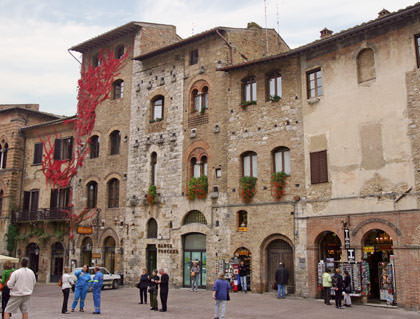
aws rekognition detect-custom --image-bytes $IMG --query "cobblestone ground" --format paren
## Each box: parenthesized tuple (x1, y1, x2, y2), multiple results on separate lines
(19, 284, 419, 319)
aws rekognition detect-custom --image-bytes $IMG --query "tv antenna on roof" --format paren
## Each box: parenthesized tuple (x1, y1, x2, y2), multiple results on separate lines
(264, 0, 269, 55)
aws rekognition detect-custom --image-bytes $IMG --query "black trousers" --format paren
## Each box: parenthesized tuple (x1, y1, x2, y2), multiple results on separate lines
(139, 288, 147, 303)
(160, 289, 168, 311)
(335, 289, 342, 308)
(2, 286, 10, 319)
(62, 288, 70, 313)
(323, 287, 331, 304)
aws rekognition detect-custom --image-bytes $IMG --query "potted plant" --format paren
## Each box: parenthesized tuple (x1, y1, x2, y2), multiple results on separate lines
(240, 100, 257, 110)
(239, 176, 257, 203)
(272, 171, 288, 200)
(269, 95, 281, 102)
(147, 185, 158, 204)
(186, 176, 208, 200)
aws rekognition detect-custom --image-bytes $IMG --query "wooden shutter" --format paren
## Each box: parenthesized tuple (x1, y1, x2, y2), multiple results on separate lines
(54, 139, 62, 160)
(310, 150, 328, 184)
(33, 143, 43, 164)
(30, 190, 39, 212)
(68, 137, 74, 160)
(23, 191, 30, 212)
(50, 189, 58, 209)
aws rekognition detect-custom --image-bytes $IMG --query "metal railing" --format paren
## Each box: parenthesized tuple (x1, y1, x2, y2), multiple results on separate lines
(12, 208, 70, 222)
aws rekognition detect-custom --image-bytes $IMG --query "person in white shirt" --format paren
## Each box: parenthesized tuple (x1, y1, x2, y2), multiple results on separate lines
(4, 257, 36, 319)
(61, 266, 75, 314)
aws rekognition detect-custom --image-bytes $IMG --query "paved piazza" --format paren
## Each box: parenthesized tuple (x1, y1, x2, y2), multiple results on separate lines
(23, 284, 418, 318)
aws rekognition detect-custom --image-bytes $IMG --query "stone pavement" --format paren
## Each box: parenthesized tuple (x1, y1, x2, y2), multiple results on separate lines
(23, 284, 418, 318)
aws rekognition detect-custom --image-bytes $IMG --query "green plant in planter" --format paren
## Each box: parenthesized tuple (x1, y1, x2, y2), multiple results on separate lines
(7, 224, 18, 255)
(147, 185, 158, 205)
(272, 171, 288, 200)
(239, 176, 257, 203)
(269, 95, 281, 102)
(186, 176, 208, 200)
(240, 100, 257, 110)
(156, 118, 163, 122)
(200, 104, 206, 115)
(149, 119, 156, 124)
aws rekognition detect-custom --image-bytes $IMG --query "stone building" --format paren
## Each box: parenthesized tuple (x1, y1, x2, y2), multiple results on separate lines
(124, 25, 288, 288)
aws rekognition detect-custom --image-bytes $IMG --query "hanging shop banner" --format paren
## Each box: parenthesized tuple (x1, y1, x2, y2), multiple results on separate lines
(363, 246, 374, 253)
(344, 228, 350, 249)
(347, 248, 355, 262)
(77, 226, 93, 235)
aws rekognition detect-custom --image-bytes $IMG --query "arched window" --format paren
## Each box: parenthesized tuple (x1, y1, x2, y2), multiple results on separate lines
(241, 151, 257, 177)
(0, 143, 8, 169)
(107, 178, 119, 208)
(86, 181, 98, 209)
(89, 135, 100, 159)
(202, 86, 208, 109)
(147, 218, 158, 238)
(192, 89, 200, 112)
(151, 152, 157, 186)
(272, 147, 291, 175)
(0, 190, 3, 216)
(190, 81, 209, 113)
(115, 45, 124, 59)
(242, 77, 257, 102)
(357, 48, 375, 83)
(183, 210, 207, 225)
(237, 210, 248, 231)
(113, 80, 124, 99)
(152, 96, 164, 121)
(190, 154, 207, 178)
(110, 130, 121, 155)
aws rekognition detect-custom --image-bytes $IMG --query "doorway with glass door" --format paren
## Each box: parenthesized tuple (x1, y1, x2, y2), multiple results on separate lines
(183, 233, 206, 288)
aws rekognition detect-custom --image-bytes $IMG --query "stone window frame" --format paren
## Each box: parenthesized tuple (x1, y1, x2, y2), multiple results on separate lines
(183, 210, 207, 225)
(190, 80, 209, 114)
(356, 48, 376, 83)
(272, 146, 291, 175)
(151, 95, 164, 121)
(241, 151, 258, 177)
(306, 68, 322, 99)
(50, 187, 71, 211)
(23, 189, 39, 213)
(0, 142, 7, 169)
(109, 130, 121, 155)
(242, 76, 257, 103)
(190, 49, 199, 65)
(112, 79, 124, 100)
(187, 147, 208, 179)
(147, 218, 158, 238)
(89, 135, 100, 159)
(107, 178, 120, 208)
(415, 34, 420, 68)
(86, 181, 98, 209)
(33, 142, 43, 165)
(114, 45, 125, 59)
(53, 137, 73, 161)
(266, 71, 282, 101)
(237, 210, 248, 231)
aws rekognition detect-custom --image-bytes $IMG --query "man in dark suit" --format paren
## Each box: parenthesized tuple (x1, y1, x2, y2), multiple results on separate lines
(158, 269, 169, 312)
(275, 262, 289, 299)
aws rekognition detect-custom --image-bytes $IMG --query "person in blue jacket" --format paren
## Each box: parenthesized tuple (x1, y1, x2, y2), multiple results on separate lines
(71, 265, 91, 312)
(92, 267, 104, 315)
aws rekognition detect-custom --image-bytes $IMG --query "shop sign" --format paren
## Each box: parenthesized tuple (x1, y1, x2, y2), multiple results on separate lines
(363, 246, 374, 253)
(157, 243, 178, 254)
(77, 226, 93, 235)
(344, 228, 350, 249)
(347, 248, 355, 262)
(92, 253, 101, 259)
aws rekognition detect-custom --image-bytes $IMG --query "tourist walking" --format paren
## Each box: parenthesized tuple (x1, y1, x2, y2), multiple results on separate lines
(149, 270, 159, 311)
(275, 262, 289, 299)
(239, 261, 248, 293)
(91, 267, 103, 314)
(137, 268, 149, 304)
(343, 270, 352, 307)
(4, 257, 36, 319)
(322, 268, 332, 305)
(71, 265, 91, 312)
(213, 273, 230, 319)
(61, 266, 75, 314)
(332, 268, 344, 309)
(1, 261, 15, 319)
(190, 261, 200, 292)
(158, 269, 169, 312)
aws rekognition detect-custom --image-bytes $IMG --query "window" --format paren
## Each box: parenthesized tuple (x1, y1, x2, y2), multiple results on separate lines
(237, 210, 248, 231)
(115, 45, 124, 59)
(152, 96, 164, 120)
(107, 178, 119, 208)
(151, 152, 157, 186)
(110, 131, 120, 155)
(190, 155, 207, 178)
(273, 147, 291, 175)
(192, 89, 201, 112)
(306, 69, 322, 99)
(190, 49, 198, 65)
(183, 210, 207, 225)
(0, 190, 3, 216)
(113, 80, 124, 99)
(216, 168, 222, 178)
(310, 150, 328, 184)
(0, 143, 8, 169)
(243, 77, 257, 102)
(357, 48, 375, 83)
(23, 190, 39, 212)
(416, 35, 420, 68)
(87, 181, 98, 209)
(50, 187, 71, 211)
(54, 138, 73, 161)
(242, 152, 257, 177)
(190, 82, 209, 113)
(89, 135, 99, 159)
(202, 86, 208, 109)
(92, 54, 100, 67)
(268, 73, 282, 99)
(33, 143, 43, 165)
(147, 218, 158, 238)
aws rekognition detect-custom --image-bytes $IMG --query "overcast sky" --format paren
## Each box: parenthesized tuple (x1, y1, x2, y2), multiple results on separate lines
(0, 0, 416, 116)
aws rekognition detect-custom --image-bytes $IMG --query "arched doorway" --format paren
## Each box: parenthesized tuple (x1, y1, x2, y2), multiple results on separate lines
(103, 237, 116, 273)
(80, 237, 92, 267)
(362, 229, 394, 301)
(267, 239, 294, 293)
(234, 247, 252, 291)
(25, 243, 40, 278)
(50, 242, 64, 282)
(317, 231, 342, 267)
(183, 233, 206, 288)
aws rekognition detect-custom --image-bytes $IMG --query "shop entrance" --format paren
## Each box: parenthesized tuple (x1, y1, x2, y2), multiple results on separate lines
(234, 247, 251, 291)
(26, 243, 39, 279)
(267, 239, 294, 293)
(362, 229, 394, 302)
(50, 242, 64, 282)
(183, 233, 206, 288)
(80, 237, 92, 267)
(104, 236, 116, 273)
(146, 244, 157, 275)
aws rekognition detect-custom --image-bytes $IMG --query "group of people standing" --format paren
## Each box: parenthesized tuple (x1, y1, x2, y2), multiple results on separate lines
(322, 268, 352, 309)
(136, 268, 169, 312)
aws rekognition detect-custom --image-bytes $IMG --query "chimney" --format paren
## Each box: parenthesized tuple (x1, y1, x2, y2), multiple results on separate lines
(320, 28, 333, 39)
(378, 9, 390, 18)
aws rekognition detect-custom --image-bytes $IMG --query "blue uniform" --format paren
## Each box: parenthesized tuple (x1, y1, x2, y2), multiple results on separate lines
(71, 270, 91, 311)
(92, 271, 103, 313)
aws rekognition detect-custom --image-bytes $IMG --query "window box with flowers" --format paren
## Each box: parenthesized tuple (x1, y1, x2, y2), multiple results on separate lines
(239, 176, 257, 203)
(269, 95, 281, 102)
(240, 100, 256, 110)
(147, 185, 158, 205)
(186, 176, 208, 200)
(272, 171, 288, 200)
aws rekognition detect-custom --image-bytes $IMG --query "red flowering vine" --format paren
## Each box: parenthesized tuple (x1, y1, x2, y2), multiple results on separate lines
(272, 171, 288, 201)
(239, 176, 257, 203)
(186, 176, 208, 200)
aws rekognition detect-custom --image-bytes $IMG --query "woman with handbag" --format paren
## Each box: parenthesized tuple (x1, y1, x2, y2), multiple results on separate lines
(1, 261, 14, 319)
(190, 261, 200, 292)
(137, 268, 150, 304)
(149, 270, 159, 311)
(61, 266, 75, 314)
(343, 270, 352, 307)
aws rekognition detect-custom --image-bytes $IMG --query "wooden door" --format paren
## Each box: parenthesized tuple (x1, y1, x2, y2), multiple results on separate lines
(267, 240, 294, 293)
